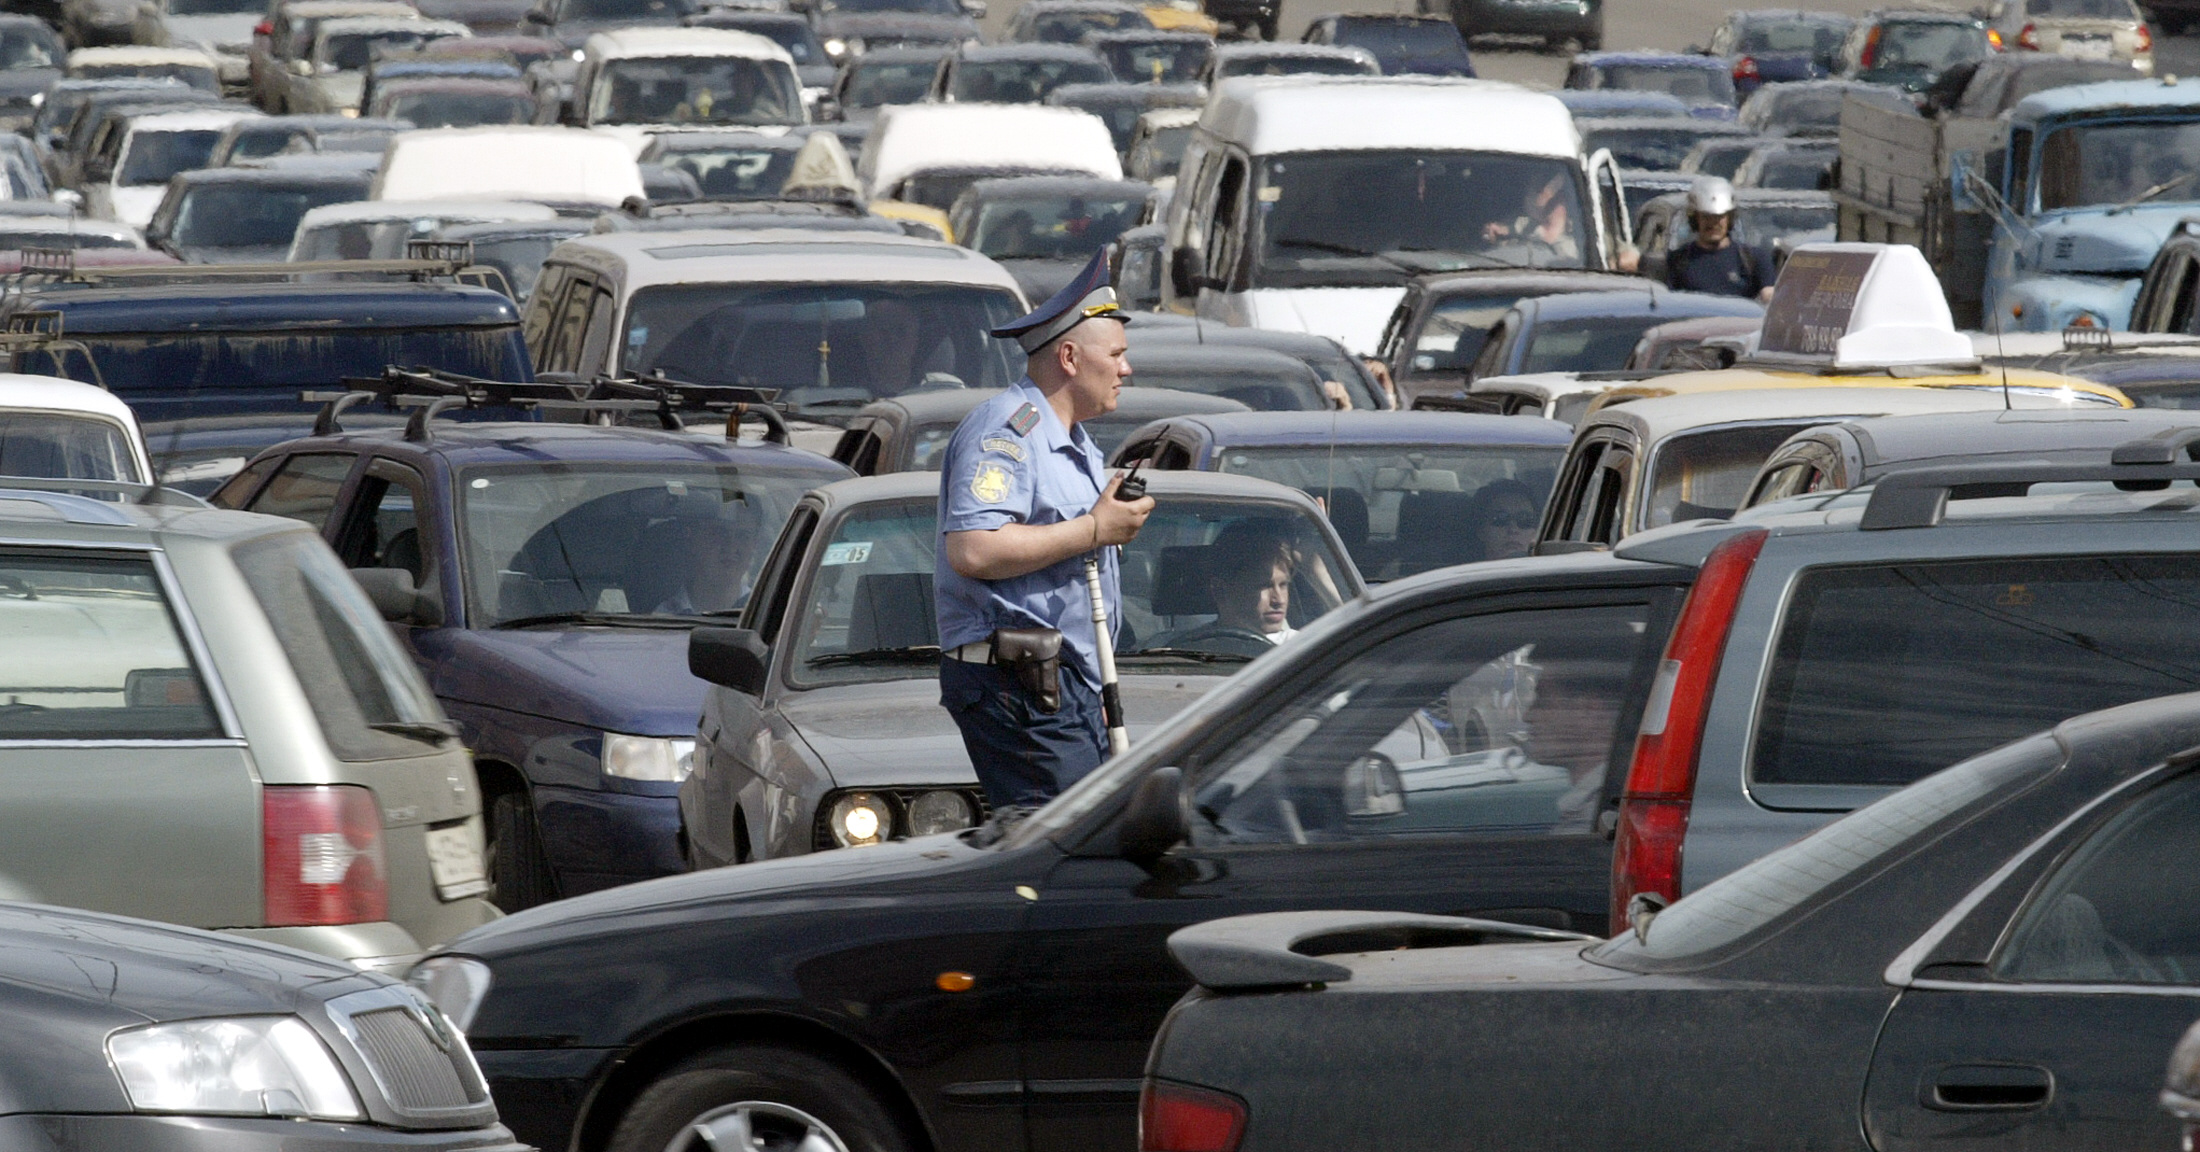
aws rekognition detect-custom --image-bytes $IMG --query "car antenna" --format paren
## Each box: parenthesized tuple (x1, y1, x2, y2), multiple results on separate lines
(1993, 303, 2011, 412)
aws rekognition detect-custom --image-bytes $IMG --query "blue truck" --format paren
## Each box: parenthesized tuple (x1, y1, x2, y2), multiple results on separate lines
(1837, 77, 2200, 331)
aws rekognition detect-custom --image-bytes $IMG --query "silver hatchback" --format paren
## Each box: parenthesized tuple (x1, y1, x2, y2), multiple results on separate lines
(0, 485, 496, 971)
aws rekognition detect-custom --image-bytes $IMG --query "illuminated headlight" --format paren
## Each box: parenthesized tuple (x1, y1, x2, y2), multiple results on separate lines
(824, 36, 849, 56)
(570, 47, 585, 61)
(107, 1017, 362, 1120)
(907, 789, 976, 836)
(603, 734, 695, 782)
(828, 791, 891, 846)
(409, 955, 493, 1032)
(27, 91, 41, 106)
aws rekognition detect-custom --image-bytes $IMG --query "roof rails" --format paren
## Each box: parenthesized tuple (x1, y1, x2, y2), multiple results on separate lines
(6, 245, 490, 290)
(306, 367, 790, 444)
(0, 308, 105, 389)
(1860, 426, 2200, 529)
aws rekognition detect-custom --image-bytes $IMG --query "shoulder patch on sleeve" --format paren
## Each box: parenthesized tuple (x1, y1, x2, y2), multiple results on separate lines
(981, 436, 1026, 462)
(1008, 403, 1041, 437)
(971, 463, 1012, 503)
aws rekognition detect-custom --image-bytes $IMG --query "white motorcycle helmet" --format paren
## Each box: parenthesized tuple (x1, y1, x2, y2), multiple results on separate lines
(1686, 176, 1736, 218)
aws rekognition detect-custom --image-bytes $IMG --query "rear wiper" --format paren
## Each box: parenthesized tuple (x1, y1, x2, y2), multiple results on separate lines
(494, 611, 706, 629)
(806, 644, 942, 667)
(1120, 647, 1253, 663)
(372, 719, 459, 742)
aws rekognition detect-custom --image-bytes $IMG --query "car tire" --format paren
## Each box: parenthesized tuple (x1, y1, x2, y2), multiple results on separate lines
(607, 1046, 914, 1152)
(487, 790, 556, 912)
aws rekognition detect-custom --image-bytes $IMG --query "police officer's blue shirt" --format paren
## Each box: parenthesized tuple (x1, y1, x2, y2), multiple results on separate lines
(935, 377, 1120, 691)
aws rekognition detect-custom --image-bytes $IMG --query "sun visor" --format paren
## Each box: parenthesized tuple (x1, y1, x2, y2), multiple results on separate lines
(1752, 243, 1979, 372)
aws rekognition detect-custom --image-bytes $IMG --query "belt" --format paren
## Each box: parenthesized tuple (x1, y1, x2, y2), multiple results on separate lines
(946, 642, 996, 664)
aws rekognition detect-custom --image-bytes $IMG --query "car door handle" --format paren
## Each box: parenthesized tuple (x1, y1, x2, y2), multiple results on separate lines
(1922, 1064, 2053, 1111)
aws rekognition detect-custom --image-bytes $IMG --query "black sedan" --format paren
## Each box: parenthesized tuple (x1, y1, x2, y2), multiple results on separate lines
(1145, 689, 2200, 1151)
(0, 901, 521, 1150)
(413, 545, 1707, 1152)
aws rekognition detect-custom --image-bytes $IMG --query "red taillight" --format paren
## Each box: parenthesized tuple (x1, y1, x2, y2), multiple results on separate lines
(1608, 528, 1767, 931)
(264, 785, 387, 926)
(1141, 1080, 1248, 1152)
(1733, 55, 1759, 81)
(1860, 25, 1882, 66)
(2138, 22, 2153, 51)
(252, 18, 271, 34)
(2017, 22, 2040, 49)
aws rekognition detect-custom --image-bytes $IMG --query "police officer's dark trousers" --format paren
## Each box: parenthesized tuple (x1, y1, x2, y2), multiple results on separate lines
(940, 657, 1107, 810)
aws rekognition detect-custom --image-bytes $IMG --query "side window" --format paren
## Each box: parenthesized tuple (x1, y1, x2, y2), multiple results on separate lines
(1154, 440, 1195, 470)
(577, 285, 618, 375)
(245, 452, 356, 530)
(1188, 603, 1656, 846)
(523, 265, 569, 354)
(2170, 252, 2200, 335)
(2006, 127, 2033, 213)
(745, 506, 819, 643)
(1996, 772, 2200, 985)
(1115, 435, 1162, 466)
(849, 432, 884, 476)
(337, 459, 429, 585)
(1578, 447, 1633, 545)
(1545, 440, 1605, 541)
(1203, 155, 1248, 289)
(543, 277, 597, 374)
(0, 549, 221, 739)
(209, 454, 283, 509)
(1468, 315, 1515, 382)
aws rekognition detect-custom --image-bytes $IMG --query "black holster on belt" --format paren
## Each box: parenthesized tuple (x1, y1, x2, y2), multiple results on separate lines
(991, 628, 1064, 714)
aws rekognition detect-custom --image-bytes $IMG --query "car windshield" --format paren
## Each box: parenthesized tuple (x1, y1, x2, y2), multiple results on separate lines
(1130, 358, 1326, 410)
(1582, 124, 1734, 171)
(949, 56, 1110, 102)
(1865, 21, 1988, 75)
(732, 23, 824, 64)
(224, 124, 308, 160)
(1335, 19, 1466, 57)
(1599, 63, 1734, 104)
(1217, 52, 1370, 78)
(2028, 0, 2134, 17)
(1643, 421, 1811, 526)
(790, 495, 1353, 685)
(1214, 443, 1563, 578)
(0, 412, 139, 483)
(320, 30, 455, 71)
(1031, 9, 1148, 41)
(1696, 202, 1836, 247)
(74, 63, 216, 90)
(1407, 291, 1531, 373)
(1130, 122, 1191, 177)
(621, 280, 1024, 415)
(456, 231, 579, 299)
(967, 192, 1143, 259)
(1098, 39, 1206, 82)
(658, 143, 799, 199)
(1595, 731, 2061, 964)
(591, 55, 800, 125)
(168, 181, 364, 248)
(1752, 87, 1844, 132)
(382, 87, 535, 127)
(0, 550, 220, 739)
(562, 0, 691, 19)
(2039, 120, 2200, 211)
(168, 0, 259, 13)
(844, 57, 940, 107)
(0, 228, 136, 250)
(461, 461, 815, 628)
(1520, 313, 1663, 374)
(1737, 16, 1849, 59)
(1684, 139, 1755, 179)
(1748, 151, 1833, 189)
(819, 0, 960, 15)
(117, 127, 222, 186)
(0, 26, 59, 69)
(1257, 151, 1590, 288)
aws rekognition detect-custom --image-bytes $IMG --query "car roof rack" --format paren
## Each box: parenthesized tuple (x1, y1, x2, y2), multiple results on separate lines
(0, 307, 106, 390)
(7, 245, 493, 290)
(1860, 427, 2200, 530)
(306, 367, 788, 444)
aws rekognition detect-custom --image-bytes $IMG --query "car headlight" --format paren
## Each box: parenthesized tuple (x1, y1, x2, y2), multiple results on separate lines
(107, 1016, 362, 1121)
(27, 91, 41, 106)
(827, 791, 891, 846)
(907, 789, 976, 836)
(408, 955, 493, 1032)
(570, 47, 585, 61)
(824, 36, 848, 56)
(604, 733, 695, 782)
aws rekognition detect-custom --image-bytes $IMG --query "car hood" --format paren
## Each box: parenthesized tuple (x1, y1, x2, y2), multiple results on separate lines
(2025, 204, 2190, 275)
(821, 11, 978, 38)
(1241, 286, 1409, 356)
(425, 626, 709, 736)
(778, 669, 1222, 789)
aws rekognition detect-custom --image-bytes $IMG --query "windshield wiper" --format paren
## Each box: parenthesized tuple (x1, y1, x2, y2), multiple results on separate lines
(2108, 173, 2195, 215)
(1272, 236, 1399, 262)
(806, 644, 942, 667)
(1390, 247, 1526, 270)
(494, 611, 706, 630)
(1120, 647, 1253, 664)
(372, 719, 459, 742)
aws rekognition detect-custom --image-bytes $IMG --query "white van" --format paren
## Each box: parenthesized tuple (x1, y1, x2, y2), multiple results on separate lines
(374, 126, 644, 208)
(571, 27, 804, 148)
(1161, 76, 1633, 356)
(857, 102, 1120, 209)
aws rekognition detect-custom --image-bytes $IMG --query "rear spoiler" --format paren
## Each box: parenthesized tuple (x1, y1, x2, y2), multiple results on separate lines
(1166, 911, 1593, 992)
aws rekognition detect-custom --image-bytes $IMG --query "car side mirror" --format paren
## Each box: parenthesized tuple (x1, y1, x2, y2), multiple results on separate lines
(1118, 765, 1187, 864)
(1168, 246, 1200, 297)
(690, 626, 770, 696)
(352, 567, 444, 627)
(49, 188, 81, 210)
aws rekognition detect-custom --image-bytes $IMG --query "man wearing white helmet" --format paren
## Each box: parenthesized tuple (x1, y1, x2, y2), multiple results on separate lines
(1664, 177, 1776, 303)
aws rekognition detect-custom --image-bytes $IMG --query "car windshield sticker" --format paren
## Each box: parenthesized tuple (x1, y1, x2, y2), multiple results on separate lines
(821, 541, 873, 566)
(972, 463, 1012, 503)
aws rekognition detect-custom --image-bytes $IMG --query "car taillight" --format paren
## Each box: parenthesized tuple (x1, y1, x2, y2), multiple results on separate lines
(2138, 22, 2153, 51)
(264, 785, 387, 926)
(253, 18, 270, 34)
(1141, 1080, 1248, 1152)
(1609, 528, 1766, 931)
(1859, 25, 1882, 66)
(2017, 21, 2040, 48)
(1733, 55, 1759, 81)
(1987, 27, 2004, 48)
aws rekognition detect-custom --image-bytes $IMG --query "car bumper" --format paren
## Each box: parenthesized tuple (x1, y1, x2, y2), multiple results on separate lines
(534, 785, 686, 895)
(0, 1113, 532, 1151)
(475, 1047, 618, 1152)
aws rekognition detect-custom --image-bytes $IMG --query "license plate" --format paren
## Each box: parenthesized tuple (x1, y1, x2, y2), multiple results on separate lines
(2065, 35, 2114, 58)
(425, 823, 488, 900)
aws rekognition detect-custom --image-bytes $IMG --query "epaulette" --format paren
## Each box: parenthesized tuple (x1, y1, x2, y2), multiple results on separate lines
(1008, 402, 1040, 437)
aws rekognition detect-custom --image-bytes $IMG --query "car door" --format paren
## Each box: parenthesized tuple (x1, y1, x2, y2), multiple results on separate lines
(235, 451, 362, 531)
(329, 455, 446, 653)
(1864, 766, 2200, 1152)
(1016, 582, 1685, 1152)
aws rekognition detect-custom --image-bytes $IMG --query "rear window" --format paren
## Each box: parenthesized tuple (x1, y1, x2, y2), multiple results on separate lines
(1520, 314, 1661, 374)
(1599, 64, 1734, 106)
(2026, 0, 2136, 17)
(1644, 422, 1809, 527)
(0, 413, 140, 484)
(0, 548, 221, 740)
(1755, 554, 2200, 788)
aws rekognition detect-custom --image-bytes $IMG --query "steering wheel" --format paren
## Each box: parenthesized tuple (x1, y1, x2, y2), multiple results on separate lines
(1175, 626, 1274, 658)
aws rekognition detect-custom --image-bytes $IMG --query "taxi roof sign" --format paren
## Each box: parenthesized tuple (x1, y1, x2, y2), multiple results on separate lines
(1755, 243, 1978, 371)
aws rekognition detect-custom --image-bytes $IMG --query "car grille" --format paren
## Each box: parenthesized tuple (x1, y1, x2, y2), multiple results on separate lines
(352, 1007, 488, 1111)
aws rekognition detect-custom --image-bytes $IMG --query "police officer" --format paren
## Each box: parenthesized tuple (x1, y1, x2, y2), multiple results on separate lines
(1664, 177, 1777, 303)
(935, 249, 1153, 811)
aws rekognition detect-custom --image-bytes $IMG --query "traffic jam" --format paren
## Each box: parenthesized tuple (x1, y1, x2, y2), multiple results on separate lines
(1, 0, 2200, 1142)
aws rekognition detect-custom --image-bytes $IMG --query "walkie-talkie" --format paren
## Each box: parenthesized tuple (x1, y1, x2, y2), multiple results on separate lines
(1115, 457, 1148, 501)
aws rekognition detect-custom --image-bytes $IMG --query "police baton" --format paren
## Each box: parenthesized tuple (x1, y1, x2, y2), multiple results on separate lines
(1084, 462, 1146, 757)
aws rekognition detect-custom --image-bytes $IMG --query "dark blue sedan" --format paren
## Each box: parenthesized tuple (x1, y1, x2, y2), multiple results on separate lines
(1108, 410, 1573, 580)
(214, 414, 851, 909)
(1469, 287, 1765, 384)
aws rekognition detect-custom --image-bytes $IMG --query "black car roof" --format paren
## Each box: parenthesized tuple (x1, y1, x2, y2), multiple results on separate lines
(957, 42, 1108, 61)
(270, 420, 858, 472)
(863, 384, 1249, 423)
(13, 281, 522, 333)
